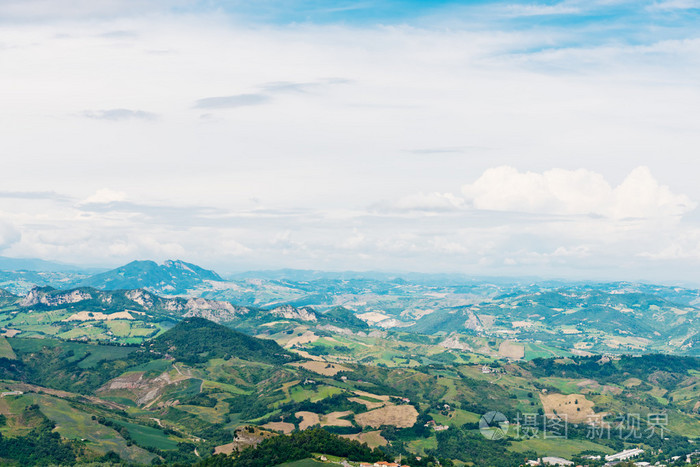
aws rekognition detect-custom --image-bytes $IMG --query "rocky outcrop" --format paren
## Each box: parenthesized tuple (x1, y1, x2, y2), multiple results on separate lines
(439, 334, 472, 351)
(20, 287, 93, 307)
(464, 309, 483, 332)
(182, 298, 250, 323)
(126, 289, 156, 308)
(17, 286, 251, 323)
(269, 305, 317, 322)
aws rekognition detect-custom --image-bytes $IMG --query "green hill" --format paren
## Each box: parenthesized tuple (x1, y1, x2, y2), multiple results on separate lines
(322, 306, 369, 330)
(147, 317, 298, 364)
(0, 288, 16, 298)
(0, 288, 18, 307)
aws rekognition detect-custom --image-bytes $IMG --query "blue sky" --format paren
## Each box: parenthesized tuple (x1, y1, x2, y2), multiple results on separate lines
(206, 0, 697, 27)
(205, 0, 700, 44)
(1, 0, 700, 281)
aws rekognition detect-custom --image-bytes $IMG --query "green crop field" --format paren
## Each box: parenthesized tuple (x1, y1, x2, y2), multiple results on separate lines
(524, 343, 571, 360)
(431, 408, 480, 426)
(77, 345, 137, 368)
(0, 337, 16, 359)
(278, 459, 328, 467)
(128, 358, 173, 375)
(289, 385, 343, 403)
(407, 435, 438, 455)
(25, 393, 156, 463)
(177, 402, 228, 424)
(509, 437, 614, 458)
(107, 417, 180, 450)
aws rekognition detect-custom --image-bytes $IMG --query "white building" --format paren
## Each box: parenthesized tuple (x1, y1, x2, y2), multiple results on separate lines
(605, 448, 644, 462)
(542, 457, 573, 466)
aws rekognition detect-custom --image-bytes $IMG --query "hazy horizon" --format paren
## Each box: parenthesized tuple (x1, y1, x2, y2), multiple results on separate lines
(3, 254, 700, 288)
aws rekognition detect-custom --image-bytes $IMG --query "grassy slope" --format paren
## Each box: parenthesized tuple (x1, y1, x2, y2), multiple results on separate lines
(0, 337, 16, 359)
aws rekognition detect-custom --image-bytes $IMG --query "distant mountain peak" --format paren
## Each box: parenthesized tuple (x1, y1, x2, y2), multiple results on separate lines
(77, 259, 222, 294)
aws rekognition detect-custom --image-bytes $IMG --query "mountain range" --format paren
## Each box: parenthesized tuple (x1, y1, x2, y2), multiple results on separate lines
(77, 259, 223, 293)
(0, 257, 698, 355)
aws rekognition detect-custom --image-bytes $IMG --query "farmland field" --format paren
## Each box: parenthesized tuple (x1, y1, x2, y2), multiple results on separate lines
(0, 337, 16, 359)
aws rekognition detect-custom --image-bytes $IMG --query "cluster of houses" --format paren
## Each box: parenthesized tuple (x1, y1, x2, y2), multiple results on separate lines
(525, 448, 646, 466)
(423, 419, 449, 431)
(522, 448, 700, 466)
(359, 462, 410, 467)
(341, 447, 698, 467)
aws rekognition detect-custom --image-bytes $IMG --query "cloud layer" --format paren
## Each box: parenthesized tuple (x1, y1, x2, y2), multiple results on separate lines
(1, 3, 700, 281)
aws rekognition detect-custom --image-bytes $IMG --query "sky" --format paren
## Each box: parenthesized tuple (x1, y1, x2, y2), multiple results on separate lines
(2, 0, 700, 282)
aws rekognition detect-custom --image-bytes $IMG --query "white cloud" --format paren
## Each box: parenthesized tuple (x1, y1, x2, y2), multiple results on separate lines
(0, 0, 193, 21)
(551, 245, 590, 258)
(0, 220, 21, 251)
(461, 166, 695, 219)
(340, 229, 366, 249)
(647, 0, 700, 11)
(81, 189, 127, 205)
(502, 3, 582, 17)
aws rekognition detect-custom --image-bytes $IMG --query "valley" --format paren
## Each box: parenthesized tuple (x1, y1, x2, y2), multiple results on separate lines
(0, 260, 697, 466)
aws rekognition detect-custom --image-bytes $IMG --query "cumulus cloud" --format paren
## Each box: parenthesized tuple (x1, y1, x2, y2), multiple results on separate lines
(82, 109, 156, 121)
(461, 166, 695, 219)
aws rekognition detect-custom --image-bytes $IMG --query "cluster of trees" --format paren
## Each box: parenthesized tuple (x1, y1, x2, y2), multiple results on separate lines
(181, 392, 219, 408)
(198, 428, 390, 467)
(0, 409, 76, 465)
(321, 307, 370, 330)
(529, 354, 698, 387)
(279, 393, 367, 418)
(429, 427, 536, 467)
(379, 407, 432, 441)
(94, 415, 201, 464)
